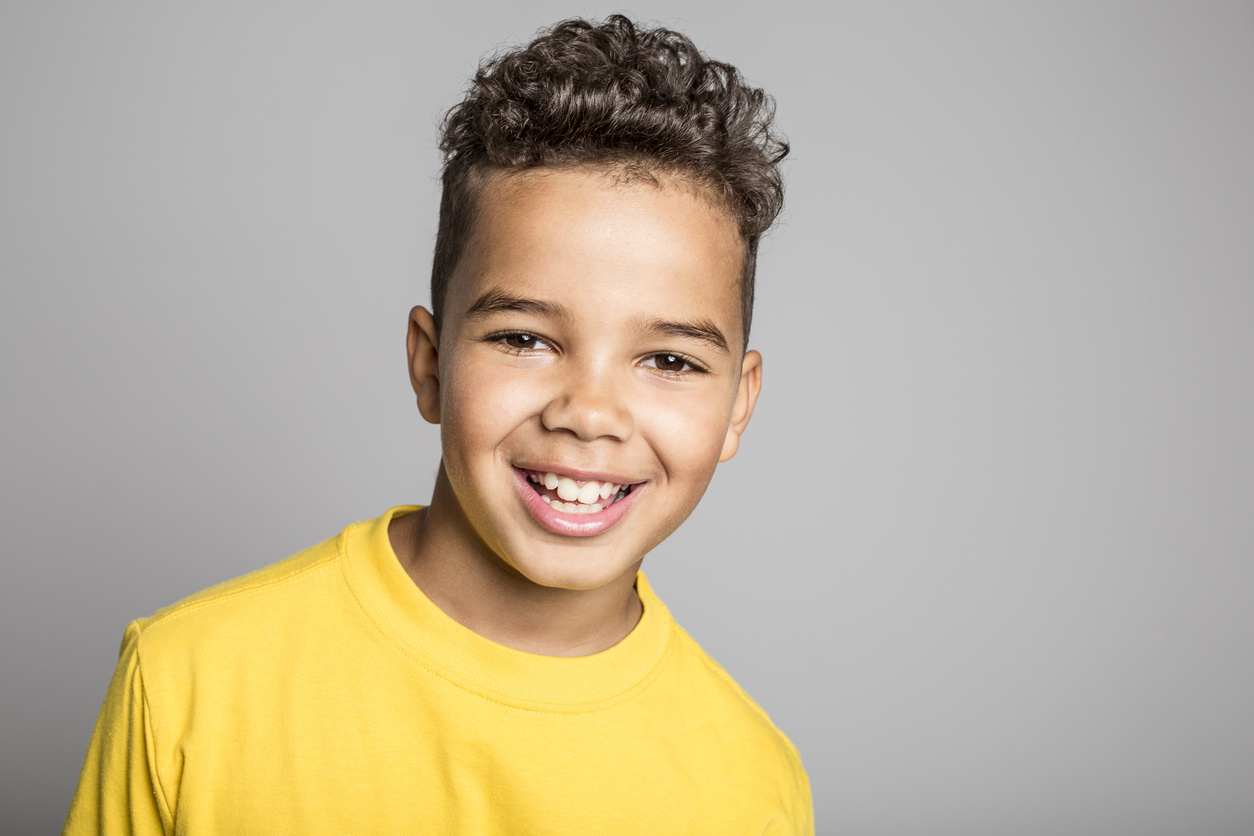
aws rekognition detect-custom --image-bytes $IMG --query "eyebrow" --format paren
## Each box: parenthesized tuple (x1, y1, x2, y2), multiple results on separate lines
(463, 289, 569, 321)
(642, 318, 730, 354)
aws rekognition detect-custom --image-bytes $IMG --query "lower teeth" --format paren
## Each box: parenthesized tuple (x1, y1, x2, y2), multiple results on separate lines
(534, 482, 631, 514)
(541, 496, 603, 514)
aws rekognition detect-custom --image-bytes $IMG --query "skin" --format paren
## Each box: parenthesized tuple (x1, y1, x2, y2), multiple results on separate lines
(390, 166, 762, 657)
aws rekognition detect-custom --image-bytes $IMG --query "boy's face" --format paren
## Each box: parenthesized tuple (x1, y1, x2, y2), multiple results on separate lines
(408, 167, 761, 593)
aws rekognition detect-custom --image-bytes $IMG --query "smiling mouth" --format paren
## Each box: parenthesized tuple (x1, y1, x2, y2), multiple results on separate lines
(521, 469, 635, 515)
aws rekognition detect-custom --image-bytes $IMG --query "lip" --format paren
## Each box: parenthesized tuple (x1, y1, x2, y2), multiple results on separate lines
(514, 462, 643, 486)
(512, 466, 643, 537)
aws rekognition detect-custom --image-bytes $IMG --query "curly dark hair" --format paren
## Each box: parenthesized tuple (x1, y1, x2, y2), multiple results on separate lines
(432, 14, 788, 345)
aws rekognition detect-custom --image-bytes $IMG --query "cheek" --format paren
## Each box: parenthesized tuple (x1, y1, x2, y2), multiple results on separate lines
(639, 389, 733, 480)
(440, 358, 546, 454)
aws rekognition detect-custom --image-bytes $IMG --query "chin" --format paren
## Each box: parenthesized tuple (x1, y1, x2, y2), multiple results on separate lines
(506, 547, 638, 593)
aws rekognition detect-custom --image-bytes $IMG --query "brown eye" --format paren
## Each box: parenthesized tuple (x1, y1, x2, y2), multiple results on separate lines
(653, 353, 688, 373)
(503, 333, 538, 349)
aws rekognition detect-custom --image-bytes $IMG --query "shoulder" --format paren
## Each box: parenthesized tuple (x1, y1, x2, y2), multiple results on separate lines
(127, 521, 359, 663)
(653, 619, 813, 827)
(671, 623, 806, 758)
(638, 576, 805, 770)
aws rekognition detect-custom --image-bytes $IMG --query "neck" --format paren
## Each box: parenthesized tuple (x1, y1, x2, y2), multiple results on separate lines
(388, 470, 643, 657)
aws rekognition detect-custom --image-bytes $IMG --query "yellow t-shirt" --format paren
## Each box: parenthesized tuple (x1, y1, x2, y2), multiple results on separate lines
(64, 507, 812, 834)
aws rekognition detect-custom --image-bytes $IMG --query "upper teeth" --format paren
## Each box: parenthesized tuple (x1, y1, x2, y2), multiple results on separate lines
(531, 471, 623, 505)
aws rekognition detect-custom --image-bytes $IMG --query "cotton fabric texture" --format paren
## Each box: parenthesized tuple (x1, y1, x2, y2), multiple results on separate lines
(63, 507, 812, 834)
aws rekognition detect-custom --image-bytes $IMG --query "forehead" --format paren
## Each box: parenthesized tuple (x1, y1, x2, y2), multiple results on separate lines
(448, 167, 744, 340)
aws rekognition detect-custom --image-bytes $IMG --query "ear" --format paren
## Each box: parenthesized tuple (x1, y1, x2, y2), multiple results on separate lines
(407, 306, 441, 424)
(719, 349, 762, 462)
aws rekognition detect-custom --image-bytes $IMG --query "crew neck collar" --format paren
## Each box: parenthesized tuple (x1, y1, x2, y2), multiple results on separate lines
(341, 506, 674, 710)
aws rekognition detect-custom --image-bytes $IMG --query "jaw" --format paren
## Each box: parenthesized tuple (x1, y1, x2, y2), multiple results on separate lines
(394, 474, 644, 654)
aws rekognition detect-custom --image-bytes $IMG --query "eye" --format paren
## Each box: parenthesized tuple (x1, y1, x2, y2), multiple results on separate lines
(487, 331, 554, 355)
(642, 353, 707, 375)
(503, 332, 539, 350)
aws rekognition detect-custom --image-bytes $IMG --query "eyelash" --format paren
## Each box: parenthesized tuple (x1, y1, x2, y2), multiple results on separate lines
(484, 331, 709, 376)
(641, 352, 709, 376)
(487, 331, 552, 354)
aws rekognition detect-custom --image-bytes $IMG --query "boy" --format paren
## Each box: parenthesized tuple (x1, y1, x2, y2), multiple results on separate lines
(64, 15, 811, 834)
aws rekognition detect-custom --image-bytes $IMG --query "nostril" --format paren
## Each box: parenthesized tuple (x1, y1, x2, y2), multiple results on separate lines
(540, 386, 634, 442)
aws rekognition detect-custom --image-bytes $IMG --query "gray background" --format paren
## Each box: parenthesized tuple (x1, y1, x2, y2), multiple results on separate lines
(2, 2, 1251, 833)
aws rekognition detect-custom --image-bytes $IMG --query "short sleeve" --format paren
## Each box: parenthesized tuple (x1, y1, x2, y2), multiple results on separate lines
(793, 761, 815, 836)
(62, 621, 170, 835)
(772, 739, 815, 836)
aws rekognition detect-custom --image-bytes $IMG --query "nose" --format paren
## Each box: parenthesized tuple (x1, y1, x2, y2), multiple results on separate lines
(540, 365, 634, 442)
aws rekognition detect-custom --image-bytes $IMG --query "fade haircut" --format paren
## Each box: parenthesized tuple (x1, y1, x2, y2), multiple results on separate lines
(432, 15, 788, 346)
